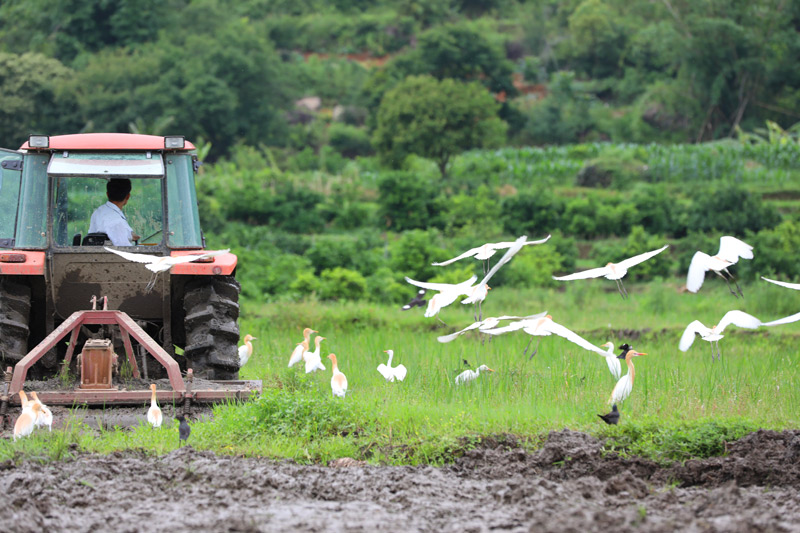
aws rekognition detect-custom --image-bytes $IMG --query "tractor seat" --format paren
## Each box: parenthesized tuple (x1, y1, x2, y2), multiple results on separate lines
(81, 233, 111, 246)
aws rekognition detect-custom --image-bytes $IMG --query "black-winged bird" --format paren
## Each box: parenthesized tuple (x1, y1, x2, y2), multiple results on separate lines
(176, 414, 191, 446)
(598, 404, 620, 425)
(401, 289, 427, 311)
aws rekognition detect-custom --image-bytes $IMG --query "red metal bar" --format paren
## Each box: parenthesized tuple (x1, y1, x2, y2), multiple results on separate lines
(118, 328, 141, 379)
(114, 312, 183, 391)
(62, 326, 81, 371)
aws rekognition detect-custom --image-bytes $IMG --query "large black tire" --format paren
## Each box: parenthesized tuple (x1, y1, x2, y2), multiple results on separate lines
(0, 278, 31, 366)
(183, 276, 241, 380)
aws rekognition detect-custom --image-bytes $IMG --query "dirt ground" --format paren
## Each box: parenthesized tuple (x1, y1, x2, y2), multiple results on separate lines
(2, 429, 800, 532)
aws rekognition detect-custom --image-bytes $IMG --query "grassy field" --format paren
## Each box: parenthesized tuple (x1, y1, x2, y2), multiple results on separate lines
(4, 278, 798, 465)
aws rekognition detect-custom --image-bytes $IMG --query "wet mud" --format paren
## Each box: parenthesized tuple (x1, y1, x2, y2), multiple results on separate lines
(2, 429, 800, 532)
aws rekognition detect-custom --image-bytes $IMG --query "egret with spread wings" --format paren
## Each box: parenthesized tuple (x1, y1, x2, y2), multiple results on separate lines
(482, 314, 608, 359)
(433, 235, 550, 273)
(105, 247, 229, 291)
(686, 236, 753, 297)
(679, 310, 762, 360)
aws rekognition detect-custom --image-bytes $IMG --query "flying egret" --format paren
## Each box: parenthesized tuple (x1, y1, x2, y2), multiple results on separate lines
(13, 402, 41, 441)
(553, 245, 669, 299)
(29, 392, 52, 431)
(455, 364, 494, 385)
(679, 310, 762, 360)
(404, 274, 478, 323)
(686, 236, 753, 297)
(598, 342, 623, 380)
(461, 235, 529, 320)
(609, 349, 647, 404)
(401, 289, 427, 311)
(289, 328, 316, 367)
(238, 334, 257, 367)
(433, 235, 551, 273)
(327, 354, 348, 397)
(598, 404, 620, 425)
(104, 247, 230, 291)
(761, 277, 800, 291)
(482, 314, 608, 359)
(377, 349, 407, 382)
(147, 384, 163, 428)
(436, 312, 548, 343)
(304, 336, 326, 373)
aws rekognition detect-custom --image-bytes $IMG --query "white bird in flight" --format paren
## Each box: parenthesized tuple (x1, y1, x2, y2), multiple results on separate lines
(679, 310, 762, 360)
(552, 245, 669, 299)
(437, 312, 548, 343)
(377, 350, 407, 382)
(609, 348, 647, 404)
(686, 237, 753, 297)
(598, 342, 623, 380)
(105, 247, 230, 291)
(433, 235, 551, 273)
(482, 314, 608, 359)
(461, 235, 529, 320)
(761, 277, 800, 291)
(455, 364, 494, 385)
(404, 274, 477, 322)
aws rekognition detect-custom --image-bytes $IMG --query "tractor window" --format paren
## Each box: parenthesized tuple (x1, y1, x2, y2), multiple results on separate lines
(165, 154, 202, 248)
(0, 150, 22, 246)
(53, 177, 164, 247)
(15, 153, 48, 248)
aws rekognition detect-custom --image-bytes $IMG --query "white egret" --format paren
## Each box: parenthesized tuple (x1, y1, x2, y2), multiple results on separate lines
(437, 312, 548, 343)
(461, 235, 529, 320)
(377, 350, 407, 382)
(304, 336, 326, 373)
(327, 354, 348, 397)
(482, 314, 608, 359)
(455, 364, 494, 385)
(238, 334, 257, 367)
(289, 328, 316, 367)
(13, 403, 41, 441)
(686, 236, 753, 297)
(404, 274, 477, 322)
(147, 384, 162, 428)
(433, 235, 551, 273)
(553, 245, 669, 299)
(598, 342, 623, 380)
(761, 277, 800, 290)
(609, 349, 647, 404)
(104, 247, 230, 291)
(679, 310, 762, 360)
(29, 391, 52, 431)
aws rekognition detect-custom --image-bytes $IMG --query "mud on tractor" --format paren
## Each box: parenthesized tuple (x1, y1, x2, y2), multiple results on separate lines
(0, 134, 257, 409)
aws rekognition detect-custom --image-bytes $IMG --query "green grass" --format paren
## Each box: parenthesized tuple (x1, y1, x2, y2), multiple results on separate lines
(2, 280, 799, 464)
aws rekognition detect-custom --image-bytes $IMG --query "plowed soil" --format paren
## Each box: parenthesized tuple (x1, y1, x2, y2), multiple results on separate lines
(2, 429, 800, 532)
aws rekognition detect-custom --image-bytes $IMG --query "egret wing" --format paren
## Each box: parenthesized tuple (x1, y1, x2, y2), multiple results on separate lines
(405, 275, 477, 292)
(716, 310, 761, 333)
(679, 320, 710, 351)
(166, 248, 231, 265)
(481, 319, 531, 336)
(762, 311, 800, 327)
(104, 247, 160, 264)
(545, 321, 608, 355)
(717, 236, 753, 262)
(288, 344, 305, 367)
(686, 252, 711, 292)
(605, 356, 622, 380)
(478, 235, 527, 285)
(393, 364, 408, 382)
(762, 277, 800, 290)
(431, 246, 481, 266)
(617, 245, 669, 270)
(552, 265, 610, 281)
(377, 363, 394, 381)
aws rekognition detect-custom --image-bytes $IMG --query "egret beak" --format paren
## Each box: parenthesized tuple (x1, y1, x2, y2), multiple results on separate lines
(633, 351, 647, 356)
(487, 367, 495, 372)
(487, 285, 492, 290)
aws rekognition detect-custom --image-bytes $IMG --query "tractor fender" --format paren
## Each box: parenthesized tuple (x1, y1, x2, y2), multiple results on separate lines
(169, 251, 237, 276)
(0, 251, 45, 275)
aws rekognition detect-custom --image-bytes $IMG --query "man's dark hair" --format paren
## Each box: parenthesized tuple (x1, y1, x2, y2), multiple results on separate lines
(107, 179, 132, 202)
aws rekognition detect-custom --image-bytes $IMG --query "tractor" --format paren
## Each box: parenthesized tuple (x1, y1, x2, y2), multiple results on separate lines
(0, 133, 242, 383)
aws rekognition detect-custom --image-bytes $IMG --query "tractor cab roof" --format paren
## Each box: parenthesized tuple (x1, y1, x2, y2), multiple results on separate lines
(20, 133, 196, 152)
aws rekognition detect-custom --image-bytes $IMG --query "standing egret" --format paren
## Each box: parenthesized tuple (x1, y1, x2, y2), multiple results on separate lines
(289, 328, 316, 367)
(598, 342, 623, 380)
(461, 235, 529, 320)
(147, 384, 163, 428)
(686, 236, 753, 296)
(104, 247, 230, 292)
(455, 364, 494, 385)
(327, 354, 348, 397)
(238, 334, 257, 368)
(553, 245, 669, 299)
(761, 277, 800, 290)
(679, 310, 762, 360)
(598, 404, 620, 425)
(482, 314, 608, 359)
(304, 336, 326, 373)
(13, 403, 41, 441)
(433, 235, 551, 273)
(609, 349, 647, 404)
(377, 350, 407, 382)
(404, 274, 477, 323)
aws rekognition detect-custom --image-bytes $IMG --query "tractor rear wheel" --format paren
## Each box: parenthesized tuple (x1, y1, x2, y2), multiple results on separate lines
(183, 276, 241, 380)
(0, 278, 31, 366)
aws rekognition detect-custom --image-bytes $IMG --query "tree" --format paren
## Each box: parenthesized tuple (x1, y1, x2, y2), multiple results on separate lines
(373, 75, 507, 177)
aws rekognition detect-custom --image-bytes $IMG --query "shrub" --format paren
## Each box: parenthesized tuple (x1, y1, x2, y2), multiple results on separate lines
(378, 171, 442, 231)
(686, 184, 781, 235)
(389, 229, 450, 281)
(318, 267, 367, 301)
(304, 234, 382, 276)
(328, 122, 373, 158)
(500, 188, 564, 235)
(498, 244, 565, 288)
(366, 267, 412, 304)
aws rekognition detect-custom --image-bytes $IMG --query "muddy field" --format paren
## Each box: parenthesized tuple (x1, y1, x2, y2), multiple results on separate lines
(2, 429, 799, 532)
